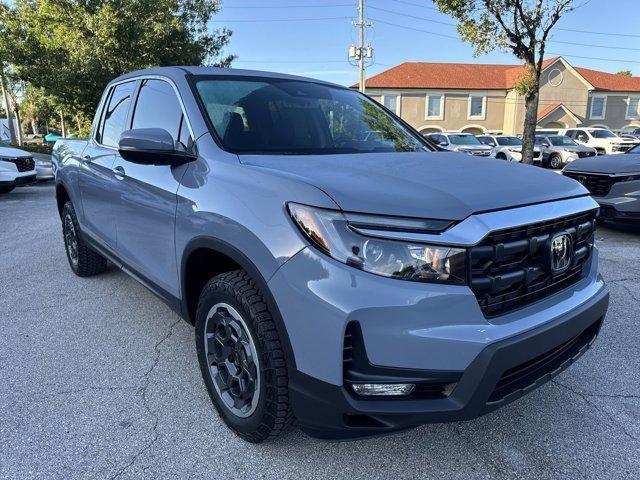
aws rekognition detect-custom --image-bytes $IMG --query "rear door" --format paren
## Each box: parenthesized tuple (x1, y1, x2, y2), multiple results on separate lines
(112, 78, 194, 298)
(78, 80, 136, 249)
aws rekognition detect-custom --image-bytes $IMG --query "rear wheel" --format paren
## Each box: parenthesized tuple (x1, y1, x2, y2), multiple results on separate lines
(496, 153, 507, 160)
(61, 202, 108, 276)
(0, 186, 15, 194)
(195, 270, 293, 443)
(549, 153, 562, 169)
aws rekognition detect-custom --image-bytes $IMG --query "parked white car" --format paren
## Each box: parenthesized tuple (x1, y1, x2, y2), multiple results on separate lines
(476, 135, 542, 162)
(560, 128, 639, 155)
(0, 146, 37, 194)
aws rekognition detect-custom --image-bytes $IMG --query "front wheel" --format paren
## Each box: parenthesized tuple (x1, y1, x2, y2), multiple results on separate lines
(549, 154, 562, 169)
(195, 270, 293, 443)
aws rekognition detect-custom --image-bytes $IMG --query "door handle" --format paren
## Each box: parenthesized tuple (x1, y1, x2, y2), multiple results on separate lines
(113, 165, 126, 178)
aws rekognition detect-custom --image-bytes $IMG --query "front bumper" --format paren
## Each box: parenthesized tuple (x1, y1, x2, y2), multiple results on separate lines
(593, 179, 640, 223)
(288, 284, 607, 439)
(269, 242, 608, 439)
(0, 170, 37, 187)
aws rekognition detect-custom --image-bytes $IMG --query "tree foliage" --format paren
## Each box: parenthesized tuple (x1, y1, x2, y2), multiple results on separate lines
(432, 0, 574, 164)
(616, 70, 633, 77)
(1, 0, 234, 123)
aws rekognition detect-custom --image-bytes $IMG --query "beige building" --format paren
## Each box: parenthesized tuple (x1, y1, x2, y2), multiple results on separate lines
(360, 57, 640, 135)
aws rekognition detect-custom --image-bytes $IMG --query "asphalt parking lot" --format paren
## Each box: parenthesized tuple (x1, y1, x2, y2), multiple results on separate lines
(1, 182, 639, 480)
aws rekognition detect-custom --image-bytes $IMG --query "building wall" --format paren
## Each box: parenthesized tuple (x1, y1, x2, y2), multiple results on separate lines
(367, 89, 507, 133)
(365, 59, 640, 134)
(583, 94, 640, 130)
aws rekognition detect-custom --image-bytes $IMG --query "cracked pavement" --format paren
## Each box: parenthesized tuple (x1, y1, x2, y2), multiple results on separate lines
(1, 183, 639, 479)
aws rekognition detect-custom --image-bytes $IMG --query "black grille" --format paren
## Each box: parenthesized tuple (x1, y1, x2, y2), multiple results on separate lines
(576, 151, 596, 158)
(4, 156, 35, 172)
(469, 210, 597, 318)
(563, 172, 632, 197)
(488, 319, 601, 403)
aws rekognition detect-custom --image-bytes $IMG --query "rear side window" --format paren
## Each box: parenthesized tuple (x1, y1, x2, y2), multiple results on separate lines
(99, 81, 136, 148)
(132, 79, 192, 150)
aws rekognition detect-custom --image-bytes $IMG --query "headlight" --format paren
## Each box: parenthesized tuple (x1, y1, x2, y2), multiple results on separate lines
(288, 203, 467, 285)
(35, 159, 51, 167)
(507, 148, 521, 153)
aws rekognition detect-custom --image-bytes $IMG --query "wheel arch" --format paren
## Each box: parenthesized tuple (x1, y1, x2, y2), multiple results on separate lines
(180, 236, 297, 369)
(55, 182, 71, 218)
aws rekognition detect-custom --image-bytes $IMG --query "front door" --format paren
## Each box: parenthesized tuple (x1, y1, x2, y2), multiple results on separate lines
(112, 78, 194, 298)
(78, 80, 136, 249)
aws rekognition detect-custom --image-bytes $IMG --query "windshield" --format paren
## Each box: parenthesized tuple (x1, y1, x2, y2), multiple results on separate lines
(549, 136, 578, 146)
(496, 136, 523, 146)
(448, 134, 482, 145)
(590, 129, 617, 138)
(194, 77, 430, 155)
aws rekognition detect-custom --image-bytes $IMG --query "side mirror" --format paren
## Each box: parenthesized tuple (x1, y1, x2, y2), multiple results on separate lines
(118, 128, 196, 166)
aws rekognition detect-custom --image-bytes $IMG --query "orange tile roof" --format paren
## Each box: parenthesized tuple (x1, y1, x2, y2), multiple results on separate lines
(358, 57, 640, 92)
(574, 67, 640, 91)
(537, 102, 562, 121)
(357, 58, 559, 90)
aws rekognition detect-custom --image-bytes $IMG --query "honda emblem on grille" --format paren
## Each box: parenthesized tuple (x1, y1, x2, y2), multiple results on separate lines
(550, 233, 573, 274)
(576, 175, 587, 185)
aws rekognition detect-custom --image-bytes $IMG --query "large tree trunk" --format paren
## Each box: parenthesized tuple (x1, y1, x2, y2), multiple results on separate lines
(14, 107, 23, 146)
(521, 88, 539, 165)
(59, 111, 66, 138)
(0, 67, 17, 145)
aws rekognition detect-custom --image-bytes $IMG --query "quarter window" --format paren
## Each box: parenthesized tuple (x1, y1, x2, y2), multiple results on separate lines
(468, 95, 486, 119)
(589, 96, 607, 120)
(626, 96, 640, 120)
(132, 79, 192, 150)
(99, 81, 136, 148)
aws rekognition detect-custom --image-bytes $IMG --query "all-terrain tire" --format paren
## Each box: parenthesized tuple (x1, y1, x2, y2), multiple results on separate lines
(195, 270, 294, 443)
(61, 201, 108, 277)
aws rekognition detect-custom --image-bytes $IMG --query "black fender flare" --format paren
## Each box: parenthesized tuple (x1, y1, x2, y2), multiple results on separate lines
(180, 236, 297, 370)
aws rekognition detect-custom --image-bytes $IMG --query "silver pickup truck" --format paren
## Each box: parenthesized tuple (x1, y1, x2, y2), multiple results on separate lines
(54, 66, 609, 442)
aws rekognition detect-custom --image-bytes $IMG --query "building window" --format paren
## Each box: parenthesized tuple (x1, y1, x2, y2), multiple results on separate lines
(589, 95, 607, 120)
(382, 94, 400, 115)
(468, 95, 486, 120)
(626, 96, 640, 120)
(425, 94, 444, 120)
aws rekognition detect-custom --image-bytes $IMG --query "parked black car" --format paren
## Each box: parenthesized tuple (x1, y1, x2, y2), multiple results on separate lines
(563, 144, 640, 222)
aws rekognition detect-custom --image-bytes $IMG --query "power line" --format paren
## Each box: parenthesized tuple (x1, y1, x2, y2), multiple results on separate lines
(371, 18, 459, 40)
(210, 16, 350, 23)
(222, 3, 353, 8)
(369, 4, 456, 26)
(370, 17, 640, 64)
(386, 0, 640, 38)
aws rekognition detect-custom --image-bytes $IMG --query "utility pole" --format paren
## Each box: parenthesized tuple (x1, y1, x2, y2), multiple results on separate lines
(349, 0, 373, 93)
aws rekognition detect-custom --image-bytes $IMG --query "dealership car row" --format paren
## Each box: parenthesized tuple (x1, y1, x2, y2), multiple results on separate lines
(0, 145, 54, 194)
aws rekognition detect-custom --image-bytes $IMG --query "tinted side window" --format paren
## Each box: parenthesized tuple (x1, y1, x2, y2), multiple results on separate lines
(132, 79, 191, 149)
(100, 81, 136, 148)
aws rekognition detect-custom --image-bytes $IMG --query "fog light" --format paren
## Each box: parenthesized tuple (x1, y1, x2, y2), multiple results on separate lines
(351, 383, 415, 396)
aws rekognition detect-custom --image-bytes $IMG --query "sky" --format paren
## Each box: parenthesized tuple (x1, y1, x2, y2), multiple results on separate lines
(212, 0, 640, 86)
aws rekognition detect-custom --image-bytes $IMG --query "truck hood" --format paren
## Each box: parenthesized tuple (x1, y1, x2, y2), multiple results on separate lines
(564, 153, 640, 174)
(240, 151, 587, 221)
